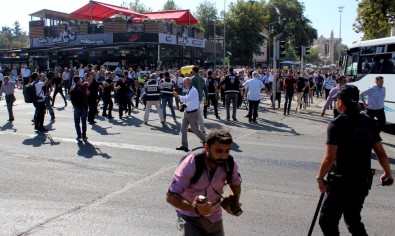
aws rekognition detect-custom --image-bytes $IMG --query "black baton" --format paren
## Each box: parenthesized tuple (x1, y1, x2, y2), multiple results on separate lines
(307, 192, 325, 236)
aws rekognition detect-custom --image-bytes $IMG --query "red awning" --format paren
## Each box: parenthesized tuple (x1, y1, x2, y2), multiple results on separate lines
(142, 10, 198, 25)
(70, 1, 146, 21)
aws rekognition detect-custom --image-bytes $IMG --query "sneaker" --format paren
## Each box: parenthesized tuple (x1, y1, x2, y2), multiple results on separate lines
(38, 127, 48, 133)
(216, 116, 221, 119)
(102, 113, 108, 117)
(82, 136, 88, 140)
(226, 118, 230, 121)
(176, 146, 189, 152)
(233, 118, 238, 121)
(76, 137, 82, 141)
(108, 115, 114, 119)
(144, 121, 148, 125)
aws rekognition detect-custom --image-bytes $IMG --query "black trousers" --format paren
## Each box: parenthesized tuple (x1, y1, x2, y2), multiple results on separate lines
(87, 96, 98, 122)
(366, 108, 386, 131)
(319, 179, 369, 236)
(52, 86, 67, 106)
(102, 94, 113, 116)
(203, 95, 219, 117)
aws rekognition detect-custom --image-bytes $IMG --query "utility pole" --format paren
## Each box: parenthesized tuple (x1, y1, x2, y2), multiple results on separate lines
(272, 36, 278, 109)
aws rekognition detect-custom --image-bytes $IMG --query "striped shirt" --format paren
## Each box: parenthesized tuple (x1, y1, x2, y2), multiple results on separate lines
(361, 85, 386, 110)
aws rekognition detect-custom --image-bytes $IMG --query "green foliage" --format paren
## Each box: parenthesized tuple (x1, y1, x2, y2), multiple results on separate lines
(0, 22, 28, 49)
(195, 0, 219, 40)
(264, 0, 317, 47)
(124, 0, 152, 13)
(304, 47, 319, 64)
(353, 0, 395, 39)
(226, 0, 266, 65)
(162, 0, 180, 11)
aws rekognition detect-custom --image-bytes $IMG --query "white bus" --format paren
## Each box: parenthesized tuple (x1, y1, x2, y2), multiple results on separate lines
(342, 36, 395, 124)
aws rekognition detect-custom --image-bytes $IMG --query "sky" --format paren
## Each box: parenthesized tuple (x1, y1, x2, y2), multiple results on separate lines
(1, 0, 362, 47)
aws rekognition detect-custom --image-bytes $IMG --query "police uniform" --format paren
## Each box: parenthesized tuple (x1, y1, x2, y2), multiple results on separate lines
(203, 76, 219, 118)
(143, 79, 164, 123)
(160, 77, 176, 121)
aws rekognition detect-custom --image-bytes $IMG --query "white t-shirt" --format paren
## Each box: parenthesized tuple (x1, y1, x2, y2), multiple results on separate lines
(243, 78, 264, 101)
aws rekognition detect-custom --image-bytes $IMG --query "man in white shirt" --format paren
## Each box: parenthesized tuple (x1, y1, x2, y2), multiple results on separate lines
(174, 77, 206, 152)
(22, 65, 31, 86)
(243, 71, 266, 124)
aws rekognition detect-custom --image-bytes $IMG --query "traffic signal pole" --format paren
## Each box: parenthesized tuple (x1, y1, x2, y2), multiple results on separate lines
(272, 37, 277, 109)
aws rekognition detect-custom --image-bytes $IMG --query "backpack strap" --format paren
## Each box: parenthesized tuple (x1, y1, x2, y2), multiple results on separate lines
(190, 152, 206, 185)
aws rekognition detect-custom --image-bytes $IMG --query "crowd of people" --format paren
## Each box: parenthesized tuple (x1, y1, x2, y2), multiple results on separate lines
(0, 62, 388, 141)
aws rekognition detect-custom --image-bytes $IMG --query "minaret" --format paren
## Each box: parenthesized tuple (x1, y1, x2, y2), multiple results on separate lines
(330, 30, 335, 64)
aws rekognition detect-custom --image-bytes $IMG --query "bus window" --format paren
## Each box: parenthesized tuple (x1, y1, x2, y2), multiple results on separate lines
(344, 53, 358, 77)
(358, 53, 394, 74)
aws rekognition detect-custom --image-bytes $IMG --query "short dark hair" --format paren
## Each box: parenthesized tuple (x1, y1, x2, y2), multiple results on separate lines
(192, 66, 199, 73)
(337, 85, 359, 110)
(206, 128, 233, 147)
(229, 67, 234, 73)
(376, 76, 384, 80)
(164, 72, 170, 77)
(30, 72, 39, 81)
(73, 76, 81, 83)
(207, 70, 213, 76)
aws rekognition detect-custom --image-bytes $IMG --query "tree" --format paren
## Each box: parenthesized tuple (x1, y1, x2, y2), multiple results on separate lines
(264, 0, 317, 47)
(195, 0, 219, 40)
(123, 0, 152, 13)
(13, 21, 22, 37)
(226, 0, 266, 65)
(162, 0, 180, 11)
(353, 0, 395, 39)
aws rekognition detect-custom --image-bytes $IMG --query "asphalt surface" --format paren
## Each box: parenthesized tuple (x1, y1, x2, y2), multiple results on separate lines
(0, 90, 394, 236)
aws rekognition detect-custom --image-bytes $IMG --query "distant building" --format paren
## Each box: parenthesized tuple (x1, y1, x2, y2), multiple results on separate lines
(313, 30, 341, 65)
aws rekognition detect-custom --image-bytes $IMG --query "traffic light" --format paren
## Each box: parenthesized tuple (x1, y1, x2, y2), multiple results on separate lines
(279, 41, 286, 58)
(294, 47, 301, 57)
(305, 46, 310, 55)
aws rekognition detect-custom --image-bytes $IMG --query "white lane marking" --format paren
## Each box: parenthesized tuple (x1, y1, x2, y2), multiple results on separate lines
(0, 130, 181, 155)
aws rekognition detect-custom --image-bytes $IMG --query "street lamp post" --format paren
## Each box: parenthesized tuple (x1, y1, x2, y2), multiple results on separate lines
(223, 0, 226, 67)
(268, 20, 281, 67)
(338, 6, 344, 62)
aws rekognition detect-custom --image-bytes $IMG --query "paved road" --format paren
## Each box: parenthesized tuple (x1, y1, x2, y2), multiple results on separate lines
(0, 90, 394, 235)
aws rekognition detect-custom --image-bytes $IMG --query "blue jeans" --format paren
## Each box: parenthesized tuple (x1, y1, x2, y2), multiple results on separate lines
(74, 107, 88, 138)
(161, 96, 176, 120)
(284, 92, 294, 114)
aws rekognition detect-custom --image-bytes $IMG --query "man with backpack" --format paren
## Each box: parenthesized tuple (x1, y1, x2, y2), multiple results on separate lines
(166, 128, 242, 236)
(70, 76, 89, 141)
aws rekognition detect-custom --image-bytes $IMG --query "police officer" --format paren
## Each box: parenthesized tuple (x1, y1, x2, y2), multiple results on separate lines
(143, 73, 164, 125)
(160, 72, 176, 122)
(316, 85, 393, 236)
(219, 67, 241, 121)
(204, 70, 220, 119)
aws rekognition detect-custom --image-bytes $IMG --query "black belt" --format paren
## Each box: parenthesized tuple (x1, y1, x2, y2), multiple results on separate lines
(186, 109, 198, 113)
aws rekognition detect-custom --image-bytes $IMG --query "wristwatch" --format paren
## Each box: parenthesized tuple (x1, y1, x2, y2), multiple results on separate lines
(316, 177, 325, 184)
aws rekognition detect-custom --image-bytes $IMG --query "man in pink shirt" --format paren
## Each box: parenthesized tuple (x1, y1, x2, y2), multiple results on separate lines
(166, 128, 242, 236)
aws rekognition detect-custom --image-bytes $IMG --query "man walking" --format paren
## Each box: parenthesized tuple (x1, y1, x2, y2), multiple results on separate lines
(203, 70, 220, 119)
(243, 71, 265, 124)
(321, 75, 348, 118)
(283, 71, 296, 116)
(360, 76, 386, 131)
(174, 78, 206, 152)
(143, 73, 164, 125)
(0, 76, 16, 122)
(31, 72, 47, 132)
(219, 67, 241, 121)
(160, 72, 177, 122)
(316, 85, 393, 236)
(70, 76, 89, 141)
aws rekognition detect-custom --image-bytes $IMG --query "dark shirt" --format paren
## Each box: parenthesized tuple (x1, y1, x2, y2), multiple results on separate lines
(116, 80, 130, 96)
(103, 78, 113, 96)
(296, 77, 306, 93)
(327, 112, 381, 179)
(88, 79, 99, 99)
(283, 77, 296, 93)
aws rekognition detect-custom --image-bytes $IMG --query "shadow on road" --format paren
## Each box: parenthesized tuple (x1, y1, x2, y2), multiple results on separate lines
(77, 140, 111, 159)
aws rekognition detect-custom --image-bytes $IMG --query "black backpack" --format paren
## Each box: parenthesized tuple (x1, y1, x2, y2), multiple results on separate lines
(180, 150, 236, 185)
(23, 81, 38, 103)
